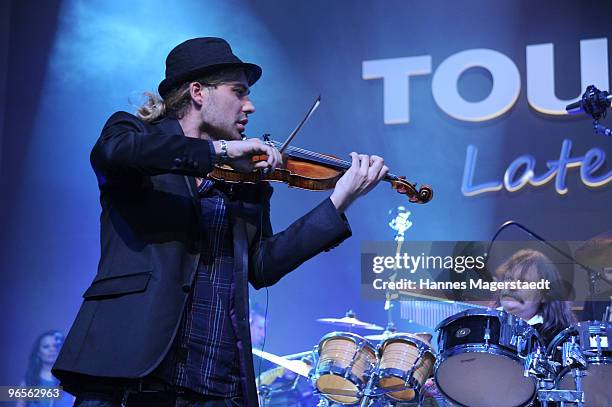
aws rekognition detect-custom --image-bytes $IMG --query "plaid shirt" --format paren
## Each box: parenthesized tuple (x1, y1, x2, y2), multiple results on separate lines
(155, 179, 241, 397)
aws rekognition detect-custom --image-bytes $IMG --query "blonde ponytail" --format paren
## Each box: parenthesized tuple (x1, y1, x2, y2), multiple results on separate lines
(136, 92, 166, 122)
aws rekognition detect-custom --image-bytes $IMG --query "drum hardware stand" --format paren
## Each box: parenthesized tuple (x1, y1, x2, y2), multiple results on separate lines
(404, 346, 427, 388)
(316, 396, 330, 407)
(593, 326, 603, 355)
(345, 341, 366, 381)
(311, 346, 320, 371)
(524, 346, 557, 379)
(358, 365, 379, 407)
(564, 339, 587, 407)
(570, 368, 586, 407)
(535, 337, 587, 407)
(534, 363, 585, 406)
(310, 345, 320, 383)
(405, 346, 429, 407)
(514, 334, 527, 357)
(524, 348, 575, 407)
(258, 385, 270, 401)
(310, 344, 326, 403)
(356, 356, 430, 407)
(562, 339, 588, 370)
(537, 381, 585, 407)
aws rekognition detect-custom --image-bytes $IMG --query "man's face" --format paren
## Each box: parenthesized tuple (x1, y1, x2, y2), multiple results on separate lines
(199, 70, 254, 141)
(250, 314, 266, 348)
(500, 264, 543, 321)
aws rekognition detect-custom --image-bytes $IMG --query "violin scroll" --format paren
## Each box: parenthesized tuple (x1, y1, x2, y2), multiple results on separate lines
(391, 176, 434, 204)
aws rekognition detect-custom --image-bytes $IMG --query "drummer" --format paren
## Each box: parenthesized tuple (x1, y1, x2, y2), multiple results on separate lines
(496, 249, 576, 345)
(423, 250, 577, 404)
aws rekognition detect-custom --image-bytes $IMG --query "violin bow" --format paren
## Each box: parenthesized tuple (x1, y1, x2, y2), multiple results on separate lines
(277, 95, 321, 153)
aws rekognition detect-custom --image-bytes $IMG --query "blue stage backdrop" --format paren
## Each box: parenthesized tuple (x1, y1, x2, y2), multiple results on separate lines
(1, 0, 611, 386)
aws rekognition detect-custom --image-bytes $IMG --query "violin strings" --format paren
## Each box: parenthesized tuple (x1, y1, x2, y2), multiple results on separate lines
(271, 140, 352, 168)
(270, 139, 402, 183)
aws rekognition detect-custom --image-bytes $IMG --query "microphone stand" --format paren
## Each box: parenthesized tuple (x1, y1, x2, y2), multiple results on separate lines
(484, 220, 607, 296)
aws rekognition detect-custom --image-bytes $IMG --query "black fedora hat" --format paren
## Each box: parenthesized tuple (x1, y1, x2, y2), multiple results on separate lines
(158, 37, 262, 98)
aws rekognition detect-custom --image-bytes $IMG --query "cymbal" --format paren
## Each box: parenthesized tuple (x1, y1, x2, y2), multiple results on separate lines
(316, 310, 384, 331)
(316, 316, 384, 331)
(251, 348, 311, 378)
(575, 232, 612, 270)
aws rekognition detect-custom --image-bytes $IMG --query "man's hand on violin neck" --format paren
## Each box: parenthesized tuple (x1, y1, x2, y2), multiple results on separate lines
(330, 153, 388, 213)
(212, 138, 282, 173)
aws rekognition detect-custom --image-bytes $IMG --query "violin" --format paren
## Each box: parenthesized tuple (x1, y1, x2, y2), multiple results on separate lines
(208, 138, 433, 204)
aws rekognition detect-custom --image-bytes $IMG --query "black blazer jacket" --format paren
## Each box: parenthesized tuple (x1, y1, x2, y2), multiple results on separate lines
(52, 112, 352, 405)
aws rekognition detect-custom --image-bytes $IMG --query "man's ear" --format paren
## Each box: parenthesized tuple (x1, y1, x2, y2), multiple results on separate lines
(189, 82, 205, 106)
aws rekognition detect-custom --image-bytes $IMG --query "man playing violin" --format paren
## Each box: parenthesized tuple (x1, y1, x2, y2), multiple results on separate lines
(52, 37, 388, 407)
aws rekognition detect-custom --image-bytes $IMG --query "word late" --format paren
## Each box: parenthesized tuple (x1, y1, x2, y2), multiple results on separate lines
(462, 139, 612, 196)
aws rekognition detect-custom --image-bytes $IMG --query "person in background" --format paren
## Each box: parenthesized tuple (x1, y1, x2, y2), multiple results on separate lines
(497, 249, 575, 345)
(17, 330, 73, 407)
(249, 304, 315, 406)
(423, 249, 576, 405)
(249, 303, 267, 351)
(249, 303, 274, 381)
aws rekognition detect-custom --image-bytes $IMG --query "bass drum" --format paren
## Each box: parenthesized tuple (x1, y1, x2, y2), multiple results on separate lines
(548, 321, 612, 407)
(434, 308, 542, 407)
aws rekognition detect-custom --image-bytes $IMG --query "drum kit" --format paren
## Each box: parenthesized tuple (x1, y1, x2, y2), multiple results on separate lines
(257, 310, 612, 406)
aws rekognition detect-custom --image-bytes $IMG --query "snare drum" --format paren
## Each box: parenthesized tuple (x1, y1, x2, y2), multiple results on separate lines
(435, 308, 541, 407)
(313, 332, 377, 405)
(548, 320, 612, 407)
(378, 333, 435, 402)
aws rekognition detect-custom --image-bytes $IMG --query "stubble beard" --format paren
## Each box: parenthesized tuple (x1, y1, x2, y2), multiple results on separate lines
(199, 98, 241, 141)
(199, 120, 238, 141)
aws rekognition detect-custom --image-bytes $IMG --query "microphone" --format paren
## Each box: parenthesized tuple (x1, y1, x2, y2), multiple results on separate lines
(566, 85, 612, 119)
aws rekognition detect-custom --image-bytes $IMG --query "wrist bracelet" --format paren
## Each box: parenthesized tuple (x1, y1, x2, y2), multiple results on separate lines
(219, 140, 229, 163)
